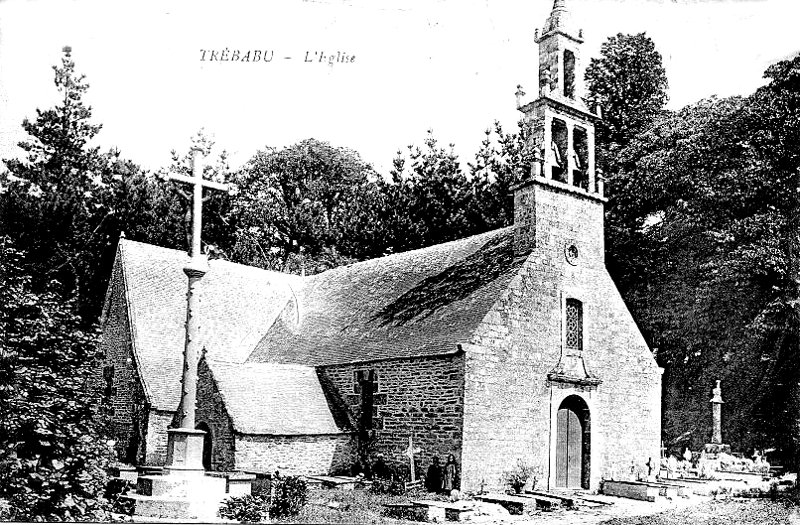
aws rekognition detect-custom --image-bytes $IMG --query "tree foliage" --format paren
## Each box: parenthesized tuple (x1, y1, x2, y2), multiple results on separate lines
(229, 138, 373, 273)
(0, 238, 114, 521)
(585, 33, 669, 170)
(606, 55, 800, 464)
(1, 47, 115, 320)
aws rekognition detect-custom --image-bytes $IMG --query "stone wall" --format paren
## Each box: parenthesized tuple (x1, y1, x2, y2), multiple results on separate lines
(319, 354, 465, 478)
(196, 359, 237, 471)
(235, 434, 355, 475)
(462, 182, 662, 492)
(99, 266, 149, 464)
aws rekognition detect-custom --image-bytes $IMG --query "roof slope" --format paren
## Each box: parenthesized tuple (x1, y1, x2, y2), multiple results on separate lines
(207, 360, 343, 435)
(248, 226, 523, 366)
(114, 239, 299, 410)
(110, 227, 523, 408)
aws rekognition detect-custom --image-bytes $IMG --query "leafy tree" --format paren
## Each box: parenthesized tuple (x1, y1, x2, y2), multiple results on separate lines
(607, 53, 800, 465)
(229, 139, 374, 273)
(585, 33, 669, 171)
(0, 238, 115, 521)
(608, 95, 773, 454)
(741, 56, 800, 465)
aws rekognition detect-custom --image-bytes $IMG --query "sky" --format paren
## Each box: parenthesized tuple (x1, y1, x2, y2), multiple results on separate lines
(0, 0, 798, 175)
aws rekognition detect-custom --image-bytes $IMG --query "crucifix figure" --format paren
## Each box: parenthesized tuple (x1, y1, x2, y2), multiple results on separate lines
(163, 147, 228, 473)
(169, 148, 228, 258)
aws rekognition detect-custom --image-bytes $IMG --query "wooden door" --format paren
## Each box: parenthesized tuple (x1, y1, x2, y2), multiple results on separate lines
(555, 403, 583, 488)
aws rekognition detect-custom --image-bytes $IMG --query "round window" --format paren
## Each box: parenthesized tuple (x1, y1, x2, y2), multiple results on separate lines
(565, 242, 579, 265)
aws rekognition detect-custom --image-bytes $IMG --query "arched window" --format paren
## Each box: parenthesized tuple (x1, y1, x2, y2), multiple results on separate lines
(565, 298, 583, 351)
(572, 126, 589, 190)
(551, 119, 569, 183)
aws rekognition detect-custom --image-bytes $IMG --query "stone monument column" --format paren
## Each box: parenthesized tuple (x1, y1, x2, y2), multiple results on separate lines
(710, 379, 724, 445)
(703, 379, 730, 459)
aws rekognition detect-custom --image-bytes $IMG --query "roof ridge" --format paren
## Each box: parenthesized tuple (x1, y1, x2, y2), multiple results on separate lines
(308, 226, 513, 279)
(209, 359, 314, 371)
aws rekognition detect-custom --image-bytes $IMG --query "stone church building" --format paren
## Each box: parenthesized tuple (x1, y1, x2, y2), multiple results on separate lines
(99, 0, 662, 492)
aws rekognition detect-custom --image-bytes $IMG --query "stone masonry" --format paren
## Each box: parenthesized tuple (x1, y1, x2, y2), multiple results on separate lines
(195, 359, 355, 475)
(99, 266, 148, 463)
(99, 266, 174, 466)
(235, 434, 354, 476)
(320, 353, 465, 477)
(195, 359, 237, 471)
(462, 183, 662, 492)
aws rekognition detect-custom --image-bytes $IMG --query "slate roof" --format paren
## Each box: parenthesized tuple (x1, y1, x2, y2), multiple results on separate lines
(248, 226, 523, 366)
(109, 226, 524, 416)
(206, 360, 344, 435)
(110, 240, 300, 411)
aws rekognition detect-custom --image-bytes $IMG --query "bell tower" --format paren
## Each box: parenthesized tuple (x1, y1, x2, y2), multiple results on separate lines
(514, 0, 605, 257)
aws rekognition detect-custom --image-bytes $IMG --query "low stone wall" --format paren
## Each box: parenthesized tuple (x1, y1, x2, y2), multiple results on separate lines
(235, 433, 355, 475)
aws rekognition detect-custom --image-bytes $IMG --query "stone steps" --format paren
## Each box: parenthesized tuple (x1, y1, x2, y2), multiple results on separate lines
(122, 471, 249, 521)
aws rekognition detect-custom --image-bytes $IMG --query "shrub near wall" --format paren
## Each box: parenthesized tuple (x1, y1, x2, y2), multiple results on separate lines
(218, 474, 308, 523)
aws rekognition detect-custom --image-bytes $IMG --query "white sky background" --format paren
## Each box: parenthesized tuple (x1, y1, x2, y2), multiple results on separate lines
(0, 0, 798, 175)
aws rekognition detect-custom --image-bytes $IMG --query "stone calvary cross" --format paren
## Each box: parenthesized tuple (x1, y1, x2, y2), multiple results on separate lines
(164, 147, 228, 472)
(404, 435, 422, 483)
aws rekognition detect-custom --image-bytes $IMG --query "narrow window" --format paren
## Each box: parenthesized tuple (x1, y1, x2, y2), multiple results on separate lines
(103, 365, 115, 399)
(355, 370, 377, 430)
(564, 50, 576, 99)
(565, 299, 583, 352)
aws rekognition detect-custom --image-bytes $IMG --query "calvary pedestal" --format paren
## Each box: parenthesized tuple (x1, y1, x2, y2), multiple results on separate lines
(123, 149, 253, 520)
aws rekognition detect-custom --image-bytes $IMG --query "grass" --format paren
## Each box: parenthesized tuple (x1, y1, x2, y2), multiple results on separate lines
(273, 485, 445, 524)
(271, 486, 800, 524)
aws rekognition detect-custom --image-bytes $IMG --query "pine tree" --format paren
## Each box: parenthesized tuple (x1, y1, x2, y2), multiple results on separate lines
(1, 46, 112, 319)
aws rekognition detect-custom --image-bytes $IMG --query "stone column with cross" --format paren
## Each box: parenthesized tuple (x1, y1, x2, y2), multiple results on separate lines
(164, 147, 228, 474)
(710, 379, 724, 445)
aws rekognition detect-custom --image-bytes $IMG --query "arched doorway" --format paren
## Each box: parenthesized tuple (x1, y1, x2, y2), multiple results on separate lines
(555, 395, 590, 489)
(195, 422, 213, 471)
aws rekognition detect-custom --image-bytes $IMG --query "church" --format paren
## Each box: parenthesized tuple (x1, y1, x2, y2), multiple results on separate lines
(98, 0, 662, 492)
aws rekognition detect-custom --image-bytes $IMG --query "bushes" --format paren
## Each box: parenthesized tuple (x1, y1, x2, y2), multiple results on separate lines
(218, 493, 270, 523)
(0, 240, 116, 521)
(502, 459, 541, 493)
(218, 474, 308, 522)
(269, 475, 308, 519)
